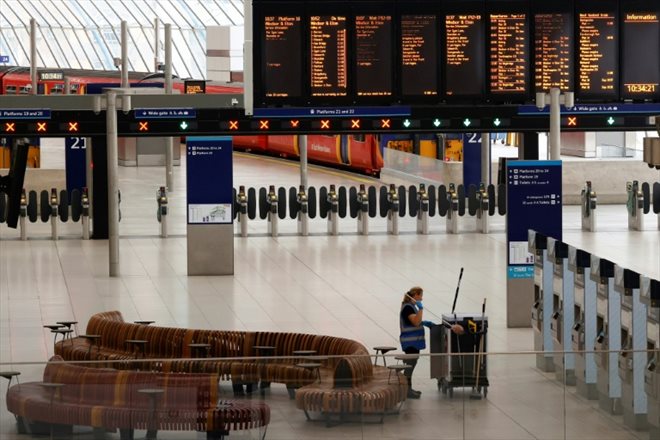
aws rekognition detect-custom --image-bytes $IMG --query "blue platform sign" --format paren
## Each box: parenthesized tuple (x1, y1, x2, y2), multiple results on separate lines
(462, 133, 482, 188)
(134, 108, 196, 119)
(253, 106, 411, 118)
(186, 137, 233, 224)
(0, 109, 51, 119)
(0, 55, 9, 63)
(506, 160, 562, 279)
(65, 137, 87, 195)
(518, 103, 660, 115)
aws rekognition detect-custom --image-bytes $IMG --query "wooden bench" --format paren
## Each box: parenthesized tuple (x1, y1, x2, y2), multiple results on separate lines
(6, 357, 270, 440)
(52, 311, 407, 423)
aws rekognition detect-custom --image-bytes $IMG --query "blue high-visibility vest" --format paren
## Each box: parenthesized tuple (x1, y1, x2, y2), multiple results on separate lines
(400, 303, 425, 350)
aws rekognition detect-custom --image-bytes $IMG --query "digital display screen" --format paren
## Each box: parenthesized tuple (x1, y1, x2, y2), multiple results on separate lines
(489, 14, 528, 94)
(355, 15, 393, 97)
(310, 15, 348, 97)
(445, 14, 485, 96)
(534, 13, 573, 92)
(401, 15, 438, 96)
(578, 13, 618, 97)
(621, 12, 660, 99)
(264, 16, 302, 97)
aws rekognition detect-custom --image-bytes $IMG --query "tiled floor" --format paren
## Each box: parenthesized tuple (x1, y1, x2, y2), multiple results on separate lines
(0, 147, 658, 439)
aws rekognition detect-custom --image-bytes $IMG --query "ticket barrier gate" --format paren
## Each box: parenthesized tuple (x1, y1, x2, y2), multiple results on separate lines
(548, 238, 575, 385)
(569, 245, 598, 399)
(356, 184, 369, 235)
(581, 181, 597, 232)
(591, 256, 622, 414)
(416, 184, 429, 235)
(156, 186, 168, 238)
(49, 188, 58, 240)
(326, 184, 339, 236)
(296, 186, 309, 236)
(614, 266, 647, 430)
(446, 183, 459, 235)
(529, 230, 554, 372)
(266, 185, 278, 237)
(81, 187, 90, 240)
(640, 277, 660, 437)
(387, 184, 399, 235)
(236, 186, 248, 237)
(476, 183, 489, 234)
(627, 181, 645, 231)
(19, 189, 27, 240)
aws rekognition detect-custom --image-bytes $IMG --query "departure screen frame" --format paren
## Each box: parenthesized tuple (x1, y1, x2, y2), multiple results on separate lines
(620, 0, 660, 100)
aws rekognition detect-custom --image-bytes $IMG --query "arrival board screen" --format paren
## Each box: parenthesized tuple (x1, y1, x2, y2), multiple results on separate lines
(621, 11, 660, 99)
(355, 15, 393, 97)
(445, 14, 485, 97)
(489, 14, 528, 94)
(310, 15, 348, 97)
(534, 13, 573, 92)
(401, 15, 438, 96)
(578, 13, 618, 98)
(264, 16, 302, 98)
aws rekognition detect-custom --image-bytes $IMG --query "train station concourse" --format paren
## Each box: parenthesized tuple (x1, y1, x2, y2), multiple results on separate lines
(1, 0, 660, 439)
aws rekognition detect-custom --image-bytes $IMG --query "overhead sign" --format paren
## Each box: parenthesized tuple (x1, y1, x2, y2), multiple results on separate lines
(253, 106, 411, 118)
(518, 103, 660, 115)
(0, 55, 9, 63)
(134, 108, 196, 119)
(0, 109, 51, 119)
(184, 80, 206, 94)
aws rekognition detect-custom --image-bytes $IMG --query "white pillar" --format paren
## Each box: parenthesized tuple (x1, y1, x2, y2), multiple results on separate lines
(106, 92, 120, 276)
(30, 18, 37, 94)
(120, 21, 129, 88)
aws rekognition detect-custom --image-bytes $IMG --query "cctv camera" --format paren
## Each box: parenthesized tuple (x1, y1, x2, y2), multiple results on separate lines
(113, 57, 121, 69)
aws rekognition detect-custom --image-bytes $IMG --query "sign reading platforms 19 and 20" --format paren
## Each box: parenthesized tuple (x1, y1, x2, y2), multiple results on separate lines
(252, 0, 660, 106)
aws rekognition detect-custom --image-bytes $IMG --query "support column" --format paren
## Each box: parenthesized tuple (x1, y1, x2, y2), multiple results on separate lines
(90, 136, 108, 239)
(549, 88, 561, 160)
(106, 92, 120, 276)
(164, 24, 174, 191)
(153, 18, 160, 72)
(120, 21, 129, 88)
(30, 18, 37, 94)
(299, 135, 308, 189)
(481, 132, 491, 185)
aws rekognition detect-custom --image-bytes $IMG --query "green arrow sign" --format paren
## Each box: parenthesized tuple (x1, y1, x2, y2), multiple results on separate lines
(493, 118, 501, 127)
(403, 119, 411, 128)
(463, 118, 471, 127)
(606, 117, 615, 126)
(433, 119, 442, 127)
(180, 121, 189, 130)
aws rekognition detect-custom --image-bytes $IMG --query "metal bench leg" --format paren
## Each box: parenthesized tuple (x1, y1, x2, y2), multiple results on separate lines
(119, 428, 134, 440)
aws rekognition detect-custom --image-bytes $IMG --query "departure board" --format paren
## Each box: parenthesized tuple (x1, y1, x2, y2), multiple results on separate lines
(534, 14, 573, 92)
(445, 14, 485, 96)
(355, 15, 393, 97)
(310, 15, 348, 97)
(578, 13, 618, 97)
(264, 16, 302, 98)
(621, 12, 660, 99)
(489, 14, 528, 94)
(401, 15, 438, 96)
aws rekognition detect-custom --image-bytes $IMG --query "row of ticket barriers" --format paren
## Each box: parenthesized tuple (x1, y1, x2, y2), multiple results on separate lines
(529, 230, 660, 434)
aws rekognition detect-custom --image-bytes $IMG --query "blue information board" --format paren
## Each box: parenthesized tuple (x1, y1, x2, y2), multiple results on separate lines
(462, 133, 482, 188)
(506, 160, 562, 278)
(65, 136, 87, 195)
(186, 137, 233, 224)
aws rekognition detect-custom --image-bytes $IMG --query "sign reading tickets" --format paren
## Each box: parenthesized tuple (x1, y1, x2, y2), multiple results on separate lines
(186, 137, 233, 224)
(506, 160, 562, 279)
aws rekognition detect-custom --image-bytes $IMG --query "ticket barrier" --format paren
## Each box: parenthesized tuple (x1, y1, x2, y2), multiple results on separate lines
(19, 189, 27, 241)
(548, 238, 575, 385)
(416, 184, 429, 235)
(236, 186, 248, 237)
(156, 186, 168, 238)
(326, 184, 339, 236)
(446, 183, 459, 235)
(387, 184, 399, 235)
(591, 256, 622, 414)
(476, 183, 489, 234)
(627, 181, 645, 231)
(266, 185, 278, 237)
(640, 277, 660, 437)
(49, 188, 58, 240)
(81, 187, 90, 240)
(581, 181, 597, 232)
(529, 230, 554, 371)
(296, 186, 309, 236)
(356, 184, 369, 236)
(614, 266, 647, 430)
(569, 245, 598, 399)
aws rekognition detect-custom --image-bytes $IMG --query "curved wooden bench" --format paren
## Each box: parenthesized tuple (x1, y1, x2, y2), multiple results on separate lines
(6, 357, 270, 439)
(53, 311, 406, 421)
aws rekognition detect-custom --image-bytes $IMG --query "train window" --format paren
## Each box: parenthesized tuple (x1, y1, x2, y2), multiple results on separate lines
(50, 85, 64, 94)
(353, 134, 366, 142)
(5, 85, 17, 94)
(19, 85, 31, 94)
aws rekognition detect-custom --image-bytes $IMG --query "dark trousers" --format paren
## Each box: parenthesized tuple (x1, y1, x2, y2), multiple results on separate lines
(403, 346, 420, 389)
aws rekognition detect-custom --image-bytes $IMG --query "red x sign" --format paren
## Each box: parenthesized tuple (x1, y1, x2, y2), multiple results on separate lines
(68, 122, 79, 132)
(381, 119, 391, 129)
(259, 120, 269, 130)
(351, 119, 360, 129)
(5, 122, 15, 132)
(320, 120, 330, 129)
(229, 120, 239, 130)
(37, 122, 47, 132)
(138, 121, 149, 131)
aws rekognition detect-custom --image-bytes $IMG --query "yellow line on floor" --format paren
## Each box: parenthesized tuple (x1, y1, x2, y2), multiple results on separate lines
(233, 151, 378, 184)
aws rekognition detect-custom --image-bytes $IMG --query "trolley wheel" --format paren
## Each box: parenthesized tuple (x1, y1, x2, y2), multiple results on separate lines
(483, 387, 488, 398)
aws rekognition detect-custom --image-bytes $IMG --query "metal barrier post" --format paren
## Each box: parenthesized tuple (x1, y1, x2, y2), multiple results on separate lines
(357, 184, 369, 235)
(446, 183, 459, 234)
(267, 185, 278, 237)
(81, 187, 90, 240)
(237, 186, 248, 237)
(50, 188, 58, 240)
(581, 181, 597, 232)
(476, 183, 489, 234)
(19, 190, 27, 241)
(416, 183, 429, 235)
(327, 184, 339, 236)
(156, 186, 168, 238)
(387, 184, 399, 235)
(626, 181, 644, 231)
(297, 185, 308, 236)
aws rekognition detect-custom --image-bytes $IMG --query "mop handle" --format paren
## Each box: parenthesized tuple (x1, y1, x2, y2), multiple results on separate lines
(451, 267, 464, 315)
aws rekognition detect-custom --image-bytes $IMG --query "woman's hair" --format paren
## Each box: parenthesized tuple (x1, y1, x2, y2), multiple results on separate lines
(403, 286, 423, 303)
